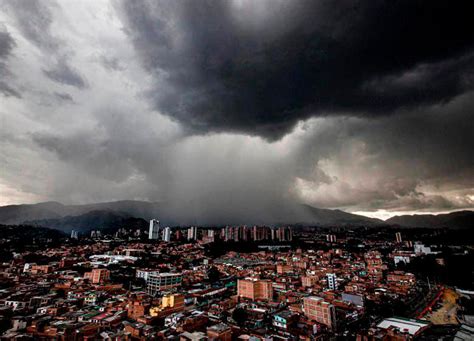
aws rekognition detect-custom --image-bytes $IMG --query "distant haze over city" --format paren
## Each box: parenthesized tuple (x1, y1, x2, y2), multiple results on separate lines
(1, 1, 473, 220)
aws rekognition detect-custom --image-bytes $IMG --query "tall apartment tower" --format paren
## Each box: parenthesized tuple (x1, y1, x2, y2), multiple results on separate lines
(187, 226, 197, 241)
(149, 219, 161, 240)
(162, 227, 171, 242)
(224, 226, 232, 242)
(395, 232, 402, 243)
(327, 273, 337, 290)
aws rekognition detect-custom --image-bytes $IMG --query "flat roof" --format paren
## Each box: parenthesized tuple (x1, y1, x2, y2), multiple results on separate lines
(377, 317, 430, 336)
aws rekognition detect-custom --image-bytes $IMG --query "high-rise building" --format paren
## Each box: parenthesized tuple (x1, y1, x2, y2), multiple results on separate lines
(70, 230, 78, 239)
(149, 219, 161, 240)
(395, 232, 402, 243)
(303, 296, 337, 330)
(240, 226, 250, 241)
(224, 226, 232, 242)
(237, 278, 273, 301)
(252, 226, 270, 241)
(276, 226, 292, 241)
(90, 230, 102, 238)
(327, 273, 337, 290)
(162, 227, 171, 242)
(327, 234, 337, 243)
(252, 226, 258, 241)
(233, 227, 239, 242)
(202, 229, 215, 243)
(175, 229, 183, 241)
(187, 226, 197, 241)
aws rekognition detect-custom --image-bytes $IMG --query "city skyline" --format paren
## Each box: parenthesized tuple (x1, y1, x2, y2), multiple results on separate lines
(1, 1, 474, 221)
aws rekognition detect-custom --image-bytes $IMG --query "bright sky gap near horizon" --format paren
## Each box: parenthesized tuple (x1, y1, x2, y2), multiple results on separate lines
(1, 0, 473, 220)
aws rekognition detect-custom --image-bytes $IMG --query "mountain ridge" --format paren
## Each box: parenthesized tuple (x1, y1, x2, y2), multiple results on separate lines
(2, 201, 472, 231)
(386, 210, 474, 229)
(0, 200, 383, 230)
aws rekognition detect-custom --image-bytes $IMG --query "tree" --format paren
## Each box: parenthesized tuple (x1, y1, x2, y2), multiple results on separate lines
(207, 266, 221, 283)
(232, 307, 248, 326)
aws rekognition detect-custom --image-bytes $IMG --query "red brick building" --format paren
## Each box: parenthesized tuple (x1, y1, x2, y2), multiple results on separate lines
(303, 296, 337, 330)
(237, 278, 273, 301)
(84, 268, 110, 284)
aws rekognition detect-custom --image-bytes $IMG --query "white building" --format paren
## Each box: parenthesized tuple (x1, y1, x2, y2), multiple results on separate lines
(394, 255, 412, 265)
(136, 269, 160, 282)
(163, 227, 171, 242)
(149, 219, 161, 240)
(395, 232, 402, 243)
(224, 226, 232, 241)
(146, 273, 183, 296)
(377, 317, 430, 337)
(414, 242, 436, 255)
(187, 226, 197, 241)
(327, 273, 337, 290)
(89, 254, 137, 265)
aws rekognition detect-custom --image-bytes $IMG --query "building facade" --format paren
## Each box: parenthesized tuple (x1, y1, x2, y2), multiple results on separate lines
(147, 273, 183, 296)
(327, 273, 337, 290)
(395, 232, 402, 243)
(237, 279, 273, 301)
(187, 226, 197, 241)
(303, 296, 337, 330)
(162, 227, 171, 242)
(84, 268, 110, 284)
(149, 219, 161, 240)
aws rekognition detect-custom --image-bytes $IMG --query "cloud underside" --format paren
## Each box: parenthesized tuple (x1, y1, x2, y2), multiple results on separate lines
(115, 0, 474, 139)
(0, 0, 473, 219)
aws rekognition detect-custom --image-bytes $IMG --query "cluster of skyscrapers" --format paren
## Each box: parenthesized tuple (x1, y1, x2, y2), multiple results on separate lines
(148, 219, 171, 242)
(147, 220, 293, 243)
(222, 225, 293, 242)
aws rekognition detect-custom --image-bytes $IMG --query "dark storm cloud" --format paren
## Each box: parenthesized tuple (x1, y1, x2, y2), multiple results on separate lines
(0, 27, 15, 59)
(0, 81, 21, 98)
(0, 25, 20, 98)
(2, 0, 87, 89)
(1, 0, 59, 52)
(1, 0, 473, 217)
(292, 91, 474, 212)
(43, 59, 87, 89)
(115, 0, 474, 139)
(99, 55, 124, 72)
(28, 91, 474, 219)
(53, 92, 74, 103)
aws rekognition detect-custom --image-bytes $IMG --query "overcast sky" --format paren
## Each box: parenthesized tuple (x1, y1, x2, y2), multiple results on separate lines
(1, 0, 473, 220)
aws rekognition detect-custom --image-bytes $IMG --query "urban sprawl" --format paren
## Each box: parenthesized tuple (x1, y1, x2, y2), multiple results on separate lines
(0, 221, 473, 340)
